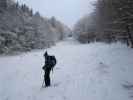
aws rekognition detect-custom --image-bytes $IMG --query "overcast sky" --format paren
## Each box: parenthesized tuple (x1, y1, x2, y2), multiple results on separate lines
(17, 0, 96, 28)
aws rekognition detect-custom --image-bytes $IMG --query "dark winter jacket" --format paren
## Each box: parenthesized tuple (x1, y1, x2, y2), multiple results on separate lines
(42, 52, 57, 71)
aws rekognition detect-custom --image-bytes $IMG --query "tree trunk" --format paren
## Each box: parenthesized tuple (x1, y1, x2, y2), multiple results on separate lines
(126, 25, 133, 48)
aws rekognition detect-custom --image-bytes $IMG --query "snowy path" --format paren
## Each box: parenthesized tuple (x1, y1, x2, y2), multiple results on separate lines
(0, 39, 133, 100)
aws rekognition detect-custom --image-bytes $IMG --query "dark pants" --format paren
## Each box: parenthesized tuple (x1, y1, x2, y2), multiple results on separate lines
(44, 68, 51, 87)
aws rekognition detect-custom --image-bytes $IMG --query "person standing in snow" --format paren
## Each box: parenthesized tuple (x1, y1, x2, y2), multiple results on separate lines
(42, 51, 57, 87)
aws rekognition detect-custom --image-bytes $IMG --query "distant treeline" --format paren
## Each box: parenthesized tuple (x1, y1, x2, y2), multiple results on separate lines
(74, 0, 133, 47)
(0, 1, 71, 54)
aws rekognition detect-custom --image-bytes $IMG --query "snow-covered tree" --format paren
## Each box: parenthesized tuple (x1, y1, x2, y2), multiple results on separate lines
(0, 1, 71, 54)
(74, 0, 133, 45)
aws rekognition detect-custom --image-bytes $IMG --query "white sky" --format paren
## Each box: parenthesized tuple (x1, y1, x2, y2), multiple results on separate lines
(17, 0, 96, 28)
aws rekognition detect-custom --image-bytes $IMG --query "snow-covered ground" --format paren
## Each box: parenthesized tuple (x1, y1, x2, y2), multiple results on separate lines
(0, 39, 133, 100)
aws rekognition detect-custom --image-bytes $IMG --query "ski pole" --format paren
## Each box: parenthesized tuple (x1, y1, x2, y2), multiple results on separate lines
(42, 76, 45, 88)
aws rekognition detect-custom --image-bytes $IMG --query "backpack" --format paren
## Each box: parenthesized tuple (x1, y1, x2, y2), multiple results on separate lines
(42, 55, 56, 70)
(45, 56, 56, 67)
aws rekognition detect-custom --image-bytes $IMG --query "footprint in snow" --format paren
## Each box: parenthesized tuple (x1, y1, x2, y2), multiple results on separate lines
(96, 62, 110, 75)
